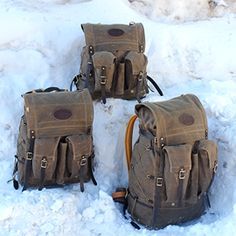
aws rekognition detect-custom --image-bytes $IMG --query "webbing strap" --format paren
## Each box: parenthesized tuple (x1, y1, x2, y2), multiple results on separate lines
(125, 115, 138, 171)
(22, 130, 35, 191)
(147, 75, 163, 96)
(12, 155, 19, 190)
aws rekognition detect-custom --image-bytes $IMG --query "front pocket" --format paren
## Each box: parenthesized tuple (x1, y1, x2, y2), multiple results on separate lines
(163, 144, 192, 206)
(92, 51, 116, 93)
(32, 137, 60, 182)
(66, 134, 92, 179)
(198, 140, 218, 195)
(125, 51, 148, 95)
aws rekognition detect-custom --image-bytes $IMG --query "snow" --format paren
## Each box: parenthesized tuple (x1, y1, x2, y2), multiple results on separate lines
(0, 0, 236, 235)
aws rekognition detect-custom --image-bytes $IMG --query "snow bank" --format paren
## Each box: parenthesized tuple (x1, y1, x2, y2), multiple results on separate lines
(1, 0, 236, 235)
(129, 0, 236, 21)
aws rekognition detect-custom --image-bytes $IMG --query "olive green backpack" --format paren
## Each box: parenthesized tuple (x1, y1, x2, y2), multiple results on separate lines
(71, 23, 163, 103)
(12, 88, 97, 192)
(113, 94, 218, 229)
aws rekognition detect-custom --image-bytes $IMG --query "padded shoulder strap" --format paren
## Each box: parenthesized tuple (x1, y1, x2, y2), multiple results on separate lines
(125, 115, 138, 171)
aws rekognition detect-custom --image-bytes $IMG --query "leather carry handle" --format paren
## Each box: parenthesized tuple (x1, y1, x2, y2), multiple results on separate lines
(125, 115, 138, 171)
(25, 87, 66, 95)
(44, 87, 65, 92)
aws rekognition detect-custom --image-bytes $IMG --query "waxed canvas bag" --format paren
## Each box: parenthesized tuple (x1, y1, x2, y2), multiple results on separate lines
(71, 23, 163, 103)
(113, 94, 218, 229)
(13, 88, 97, 192)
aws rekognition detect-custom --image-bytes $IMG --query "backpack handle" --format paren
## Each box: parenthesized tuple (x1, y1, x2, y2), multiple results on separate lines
(125, 115, 138, 171)
(24, 87, 66, 95)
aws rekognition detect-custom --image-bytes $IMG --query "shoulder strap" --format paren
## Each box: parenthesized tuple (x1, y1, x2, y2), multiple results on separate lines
(147, 75, 163, 96)
(125, 115, 138, 171)
(112, 114, 141, 230)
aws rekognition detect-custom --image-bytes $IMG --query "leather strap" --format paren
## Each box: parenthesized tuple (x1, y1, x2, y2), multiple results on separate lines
(152, 145, 164, 226)
(136, 72, 143, 103)
(38, 157, 47, 191)
(88, 153, 97, 186)
(100, 66, 107, 104)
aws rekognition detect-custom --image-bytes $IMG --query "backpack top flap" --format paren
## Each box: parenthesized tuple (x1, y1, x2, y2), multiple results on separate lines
(135, 94, 208, 148)
(81, 23, 145, 54)
(23, 89, 93, 138)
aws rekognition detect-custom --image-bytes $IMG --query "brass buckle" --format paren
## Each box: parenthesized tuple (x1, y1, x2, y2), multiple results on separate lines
(100, 76, 107, 85)
(26, 152, 33, 160)
(156, 177, 163, 187)
(41, 158, 47, 169)
(179, 169, 186, 179)
(138, 71, 143, 82)
(80, 156, 87, 166)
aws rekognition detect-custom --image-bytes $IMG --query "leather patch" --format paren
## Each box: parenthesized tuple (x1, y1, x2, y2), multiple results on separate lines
(178, 113, 194, 126)
(108, 28, 124, 37)
(54, 109, 72, 120)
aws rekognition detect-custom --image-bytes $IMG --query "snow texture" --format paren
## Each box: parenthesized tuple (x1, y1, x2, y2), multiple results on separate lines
(0, 0, 236, 235)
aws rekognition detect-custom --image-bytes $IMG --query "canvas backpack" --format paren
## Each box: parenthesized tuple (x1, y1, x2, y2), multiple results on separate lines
(71, 23, 163, 104)
(12, 87, 97, 192)
(113, 94, 218, 229)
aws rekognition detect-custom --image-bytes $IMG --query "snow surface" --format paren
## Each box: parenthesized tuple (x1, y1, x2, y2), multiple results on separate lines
(1, 0, 236, 235)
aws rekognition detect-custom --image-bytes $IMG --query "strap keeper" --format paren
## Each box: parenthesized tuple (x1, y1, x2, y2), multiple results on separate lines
(112, 188, 127, 204)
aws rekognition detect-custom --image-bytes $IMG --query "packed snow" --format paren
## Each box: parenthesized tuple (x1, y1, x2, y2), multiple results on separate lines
(1, 0, 236, 235)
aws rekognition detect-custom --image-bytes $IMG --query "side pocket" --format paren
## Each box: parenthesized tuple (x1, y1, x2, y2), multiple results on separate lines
(163, 144, 192, 206)
(66, 134, 92, 179)
(92, 51, 116, 93)
(125, 51, 148, 97)
(32, 137, 60, 182)
(198, 140, 218, 195)
(56, 142, 67, 185)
